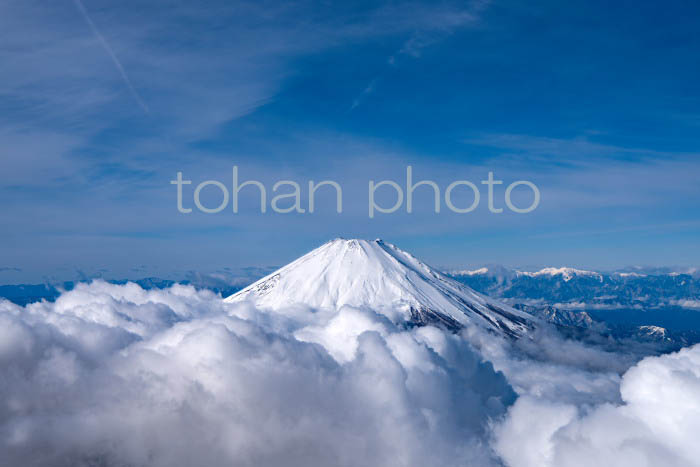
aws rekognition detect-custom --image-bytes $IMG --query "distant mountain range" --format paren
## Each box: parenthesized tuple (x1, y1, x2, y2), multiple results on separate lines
(449, 265, 700, 347)
(3, 260, 699, 347)
(0, 278, 241, 307)
(448, 265, 700, 310)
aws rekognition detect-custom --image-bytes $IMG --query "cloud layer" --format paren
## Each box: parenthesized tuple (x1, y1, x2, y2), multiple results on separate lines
(493, 343, 700, 467)
(0, 281, 697, 466)
(0, 281, 512, 466)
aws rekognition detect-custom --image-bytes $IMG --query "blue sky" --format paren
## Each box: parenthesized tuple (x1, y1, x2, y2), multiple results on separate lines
(2, 0, 700, 282)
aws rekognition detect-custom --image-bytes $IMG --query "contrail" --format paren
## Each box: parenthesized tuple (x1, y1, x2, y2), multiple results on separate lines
(73, 0, 149, 113)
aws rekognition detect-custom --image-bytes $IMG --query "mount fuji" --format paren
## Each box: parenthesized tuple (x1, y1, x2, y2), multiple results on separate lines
(225, 239, 534, 337)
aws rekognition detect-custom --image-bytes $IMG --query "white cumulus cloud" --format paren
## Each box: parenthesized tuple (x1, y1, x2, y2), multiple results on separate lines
(492, 344, 700, 467)
(0, 280, 698, 467)
(0, 281, 513, 467)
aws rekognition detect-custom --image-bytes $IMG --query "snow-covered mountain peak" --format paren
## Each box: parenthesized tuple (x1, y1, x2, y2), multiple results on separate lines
(517, 267, 603, 282)
(225, 239, 533, 337)
(451, 265, 605, 282)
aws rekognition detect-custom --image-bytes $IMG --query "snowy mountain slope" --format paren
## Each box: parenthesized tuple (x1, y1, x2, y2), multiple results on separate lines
(512, 304, 595, 329)
(225, 239, 534, 337)
(517, 267, 603, 282)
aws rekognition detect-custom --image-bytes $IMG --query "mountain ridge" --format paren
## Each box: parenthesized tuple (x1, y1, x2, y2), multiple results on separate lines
(225, 239, 534, 337)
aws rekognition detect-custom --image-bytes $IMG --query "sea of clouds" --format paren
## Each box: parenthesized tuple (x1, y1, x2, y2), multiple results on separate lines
(0, 281, 698, 466)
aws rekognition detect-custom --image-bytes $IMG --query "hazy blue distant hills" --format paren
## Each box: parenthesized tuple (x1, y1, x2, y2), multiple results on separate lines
(0, 278, 243, 306)
(449, 266, 700, 310)
(0, 283, 64, 306)
(449, 266, 700, 347)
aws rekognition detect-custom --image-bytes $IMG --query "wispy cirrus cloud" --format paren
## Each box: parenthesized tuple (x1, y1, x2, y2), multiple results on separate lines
(351, 0, 489, 110)
(72, 0, 149, 113)
(0, 267, 22, 273)
(462, 133, 699, 166)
